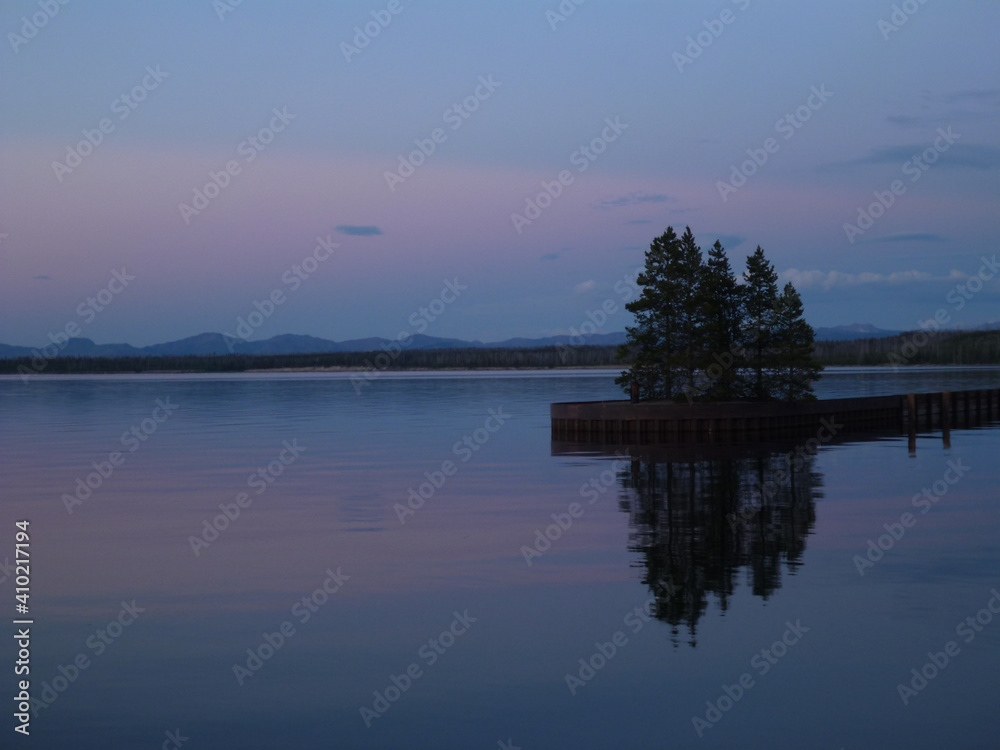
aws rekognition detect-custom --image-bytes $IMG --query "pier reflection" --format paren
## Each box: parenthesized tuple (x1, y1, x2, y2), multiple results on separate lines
(553, 399, 1000, 646)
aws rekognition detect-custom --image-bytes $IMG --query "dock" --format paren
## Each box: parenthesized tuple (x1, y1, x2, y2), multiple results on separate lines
(551, 387, 1000, 446)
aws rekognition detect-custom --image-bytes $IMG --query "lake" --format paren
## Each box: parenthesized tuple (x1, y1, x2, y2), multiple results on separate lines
(1, 367, 999, 749)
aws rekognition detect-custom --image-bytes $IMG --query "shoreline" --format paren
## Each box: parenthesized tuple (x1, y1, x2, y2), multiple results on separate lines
(3, 363, 1000, 379)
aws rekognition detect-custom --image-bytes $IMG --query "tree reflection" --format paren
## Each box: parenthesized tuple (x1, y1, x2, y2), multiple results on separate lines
(616, 443, 823, 646)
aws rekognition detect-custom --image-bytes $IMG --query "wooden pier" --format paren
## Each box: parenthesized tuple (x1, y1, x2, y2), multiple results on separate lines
(551, 387, 1000, 446)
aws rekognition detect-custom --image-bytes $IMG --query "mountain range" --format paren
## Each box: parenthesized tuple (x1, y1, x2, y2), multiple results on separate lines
(0, 331, 629, 359)
(0, 324, 934, 359)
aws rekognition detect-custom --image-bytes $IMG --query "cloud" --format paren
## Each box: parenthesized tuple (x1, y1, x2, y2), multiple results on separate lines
(888, 90, 1000, 129)
(858, 233, 947, 244)
(597, 192, 673, 209)
(32, 274, 52, 280)
(841, 143, 1000, 171)
(541, 247, 570, 261)
(335, 225, 382, 236)
(782, 268, 966, 291)
(625, 219, 651, 224)
(925, 89, 1000, 106)
(574, 280, 596, 294)
(709, 233, 745, 249)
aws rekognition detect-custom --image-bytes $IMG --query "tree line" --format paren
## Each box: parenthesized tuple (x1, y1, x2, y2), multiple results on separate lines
(815, 328, 1000, 366)
(616, 226, 821, 402)
(2, 329, 999, 377)
(0, 345, 621, 376)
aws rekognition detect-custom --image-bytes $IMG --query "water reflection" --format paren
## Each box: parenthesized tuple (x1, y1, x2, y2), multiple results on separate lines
(613, 443, 823, 646)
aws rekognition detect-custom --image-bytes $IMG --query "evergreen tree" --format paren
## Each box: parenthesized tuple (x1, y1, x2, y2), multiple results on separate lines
(697, 240, 744, 401)
(672, 228, 708, 395)
(617, 227, 694, 400)
(618, 230, 820, 403)
(742, 246, 779, 400)
(772, 282, 822, 400)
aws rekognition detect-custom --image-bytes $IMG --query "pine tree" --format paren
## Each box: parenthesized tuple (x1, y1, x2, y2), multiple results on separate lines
(672, 228, 708, 396)
(619, 230, 819, 403)
(697, 240, 744, 401)
(742, 246, 779, 400)
(617, 227, 697, 400)
(772, 282, 822, 400)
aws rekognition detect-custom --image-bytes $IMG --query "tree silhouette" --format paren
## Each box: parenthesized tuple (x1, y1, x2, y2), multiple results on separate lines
(773, 282, 822, 401)
(618, 228, 821, 401)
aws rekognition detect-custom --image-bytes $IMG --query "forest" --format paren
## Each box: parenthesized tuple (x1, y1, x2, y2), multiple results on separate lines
(4, 328, 998, 377)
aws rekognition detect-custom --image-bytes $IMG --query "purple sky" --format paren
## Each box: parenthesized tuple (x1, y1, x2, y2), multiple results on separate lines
(2, 0, 999, 346)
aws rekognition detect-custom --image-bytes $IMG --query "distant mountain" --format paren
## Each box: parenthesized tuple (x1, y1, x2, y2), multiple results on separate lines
(483, 332, 627, 348)
(0, 343, 32, 358)
(0, 330, 628, 359)
(813, 324, 902, 341)
(2, 326, 943, 359)
(969, 321, 1000, 332)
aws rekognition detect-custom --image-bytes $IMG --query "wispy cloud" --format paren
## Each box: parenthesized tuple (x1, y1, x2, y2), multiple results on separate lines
(858, 233, 947, 244)
(574, 280, 596, 294)
(783, 268, 966, 291)
(33, 274, 52, 280)
(888, 90, 1000, 129)
(836, 143, 1000, 171)
(924, 89, 1000, 106)
(597, 192, 673, 209)
(709, 233, 745, 249)
(625, 219, 651, 224)
(541, 247, 570, 261)
(335, 225, 382, 236)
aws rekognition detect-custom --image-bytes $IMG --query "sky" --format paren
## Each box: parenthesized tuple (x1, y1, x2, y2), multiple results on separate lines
(1, 0, 999, 347)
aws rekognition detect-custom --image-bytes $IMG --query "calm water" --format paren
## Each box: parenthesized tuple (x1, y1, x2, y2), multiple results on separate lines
(1, 367, 999, 749)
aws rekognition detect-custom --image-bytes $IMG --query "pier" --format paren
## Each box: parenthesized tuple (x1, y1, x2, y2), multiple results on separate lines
(551, 387, 1000, 447)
